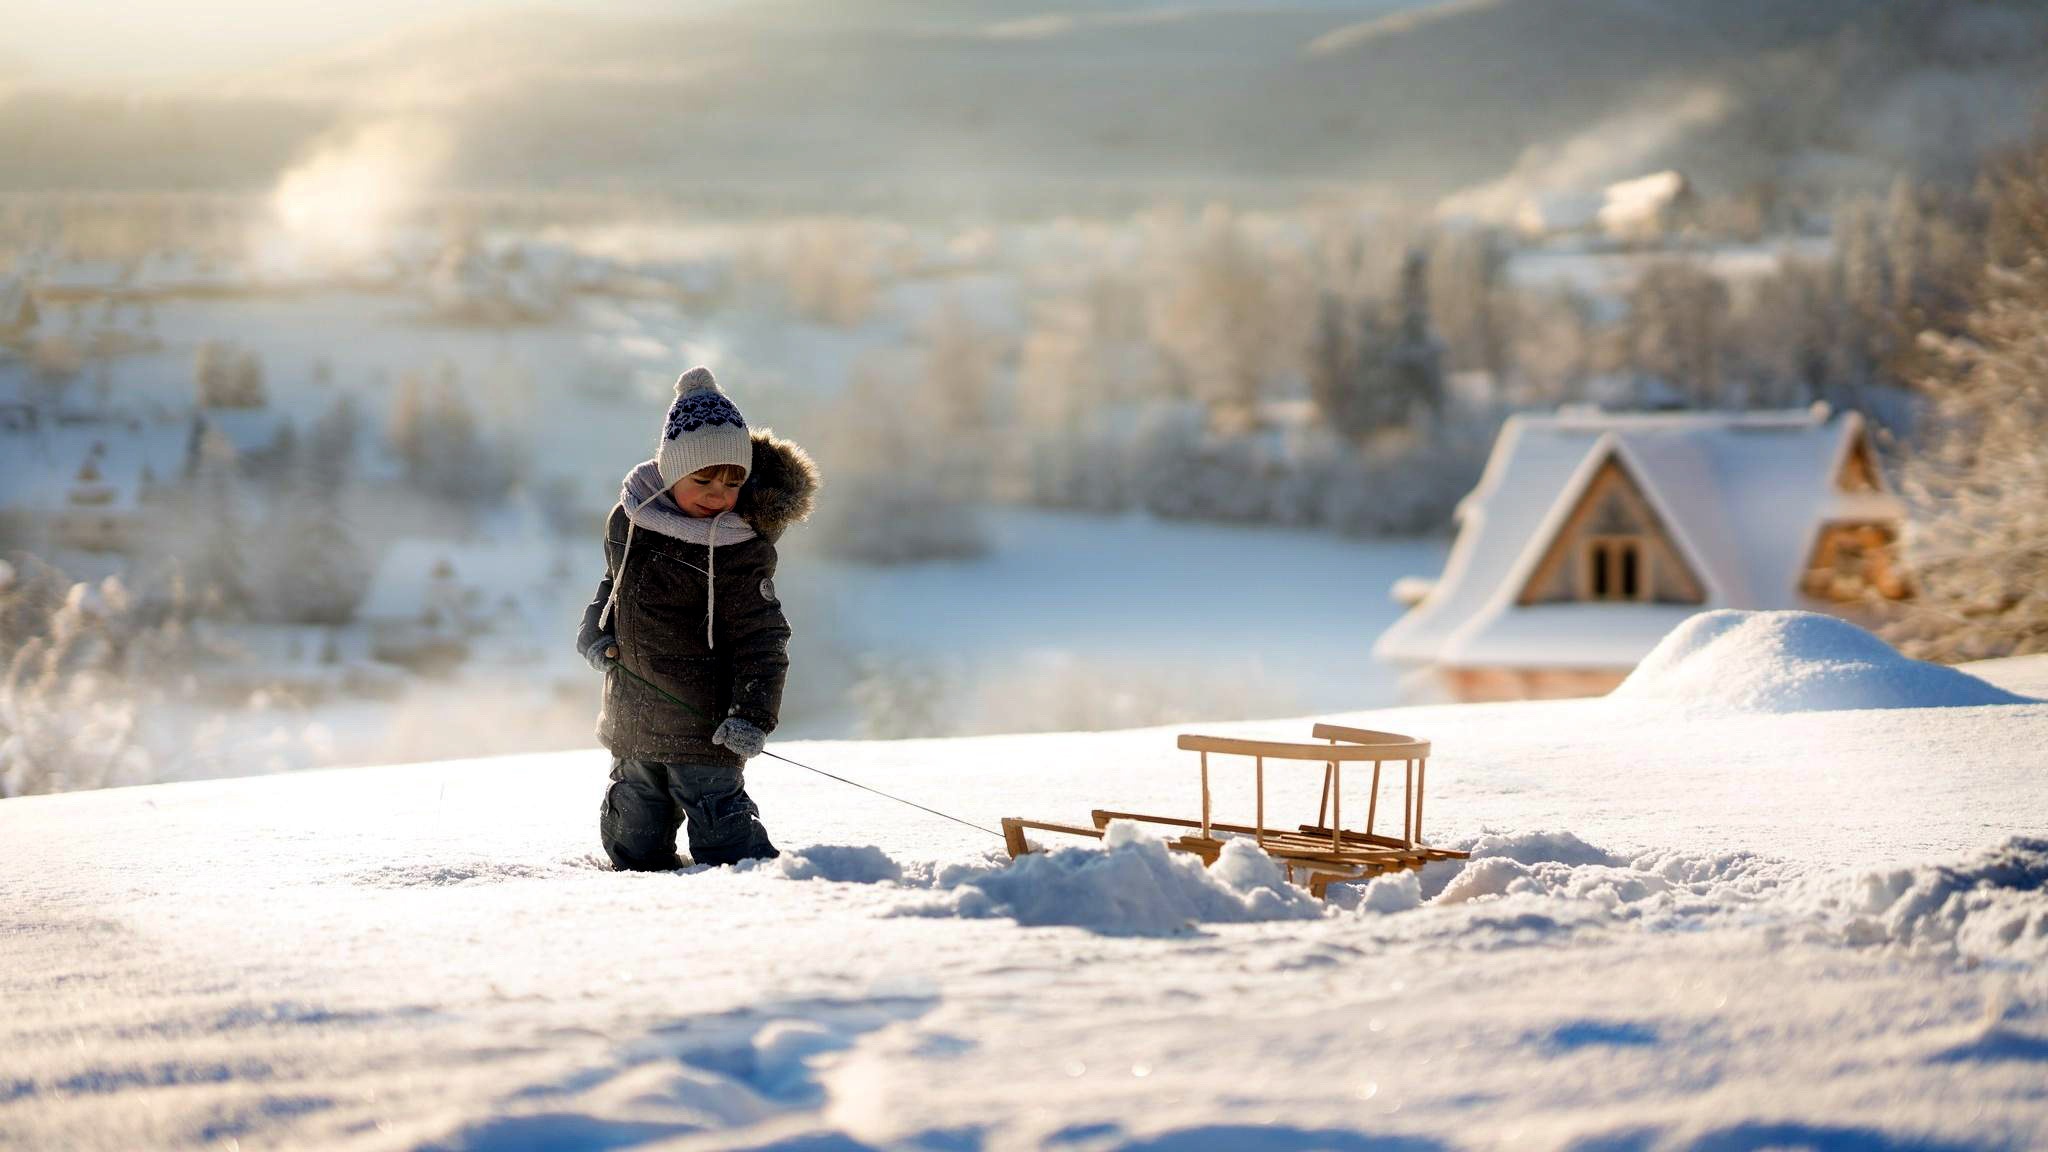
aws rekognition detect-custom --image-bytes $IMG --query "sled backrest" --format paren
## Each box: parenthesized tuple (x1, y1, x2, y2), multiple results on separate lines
(1310, 724, 1431, 761)
(1174, 734, 1426, 761)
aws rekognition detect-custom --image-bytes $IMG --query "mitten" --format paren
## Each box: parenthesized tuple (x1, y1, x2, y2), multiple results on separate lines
(581, 634, 619, 674)
(711, 716, 767, 760)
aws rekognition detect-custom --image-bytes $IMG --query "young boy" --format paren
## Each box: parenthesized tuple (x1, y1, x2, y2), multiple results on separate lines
(576, 366, 819, 871)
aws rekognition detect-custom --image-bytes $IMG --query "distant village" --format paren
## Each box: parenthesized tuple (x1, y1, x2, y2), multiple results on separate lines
(1, 158, 1989, 787)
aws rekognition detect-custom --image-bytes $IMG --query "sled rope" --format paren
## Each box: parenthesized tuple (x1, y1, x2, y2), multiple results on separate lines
(611, 662, 1004, 840)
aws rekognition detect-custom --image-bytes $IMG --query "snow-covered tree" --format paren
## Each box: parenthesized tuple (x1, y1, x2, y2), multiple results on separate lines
(1427, 227, 1510, 380)
(1148, 205, 1286, 434)
(306, 394, 362, 491)
(1385, 248, 1448, 429)
(0, 576, 148, 798)
(815, 359, 987, 564)
(1312, 250, 1446, 442)
(1622, 259, 1730, 407)
(195, 340, 267, 408)
(267, 492, 369, 627)
(189, 423, 253, 617)
(922, 294, 994, 437)
(1887, 144, 2048, 662)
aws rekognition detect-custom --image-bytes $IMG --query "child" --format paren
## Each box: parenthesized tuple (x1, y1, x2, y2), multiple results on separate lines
(576, 366, 819, 871)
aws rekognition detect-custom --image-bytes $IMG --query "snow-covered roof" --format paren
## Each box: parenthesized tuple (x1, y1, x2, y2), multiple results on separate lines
(1598, 170, 1692, 236)
(1375, 406, 1903, 671)
(1514, 191, 1604, 236)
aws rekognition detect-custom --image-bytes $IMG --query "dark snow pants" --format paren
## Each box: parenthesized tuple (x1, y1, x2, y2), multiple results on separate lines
(600, 757, 779, 871)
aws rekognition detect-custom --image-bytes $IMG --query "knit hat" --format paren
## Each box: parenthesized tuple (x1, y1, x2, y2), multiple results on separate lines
(657, 366, 753, 487)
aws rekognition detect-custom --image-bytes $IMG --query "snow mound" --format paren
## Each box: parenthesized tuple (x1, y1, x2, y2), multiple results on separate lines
(905, 821, 1325, 936)
(1613, 610, 2031, 713)
(1814, 837, 2048, 961)
(758, 844, 904, 885)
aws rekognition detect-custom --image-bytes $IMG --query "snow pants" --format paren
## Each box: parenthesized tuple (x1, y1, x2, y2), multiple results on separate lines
(600, 757, 779, 871)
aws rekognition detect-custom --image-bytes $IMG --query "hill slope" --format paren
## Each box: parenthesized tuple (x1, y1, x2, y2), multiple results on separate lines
(3, 654, 2045, 1149)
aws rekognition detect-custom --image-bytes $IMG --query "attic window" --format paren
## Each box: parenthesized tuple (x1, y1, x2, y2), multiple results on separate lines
(1516, 455, 1706, 608)
(1803, 522, 1910, 601)
(1584, 536, 1647, 601)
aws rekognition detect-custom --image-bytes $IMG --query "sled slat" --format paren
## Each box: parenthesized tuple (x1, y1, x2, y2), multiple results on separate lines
(1000, 818, 1105, 859)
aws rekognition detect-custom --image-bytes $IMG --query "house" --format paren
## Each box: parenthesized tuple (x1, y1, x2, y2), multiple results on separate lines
(1375, 406, 1909, 702)
(1597, 171, 1700, 244)
(1514, 191, 1605, 240)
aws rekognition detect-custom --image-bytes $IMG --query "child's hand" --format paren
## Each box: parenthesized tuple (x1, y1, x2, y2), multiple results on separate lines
(712, 717, 767, 759)
(582, 634, 620, 673)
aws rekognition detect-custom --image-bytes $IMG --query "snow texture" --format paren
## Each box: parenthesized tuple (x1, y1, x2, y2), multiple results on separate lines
(906, 821, 1324, 936)
(1614, 609, 2034, 713)
(4, 658, 2048, 1150)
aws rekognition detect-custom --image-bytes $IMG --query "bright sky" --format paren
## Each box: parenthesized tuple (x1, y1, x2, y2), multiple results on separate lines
(0, 0, 725, 85)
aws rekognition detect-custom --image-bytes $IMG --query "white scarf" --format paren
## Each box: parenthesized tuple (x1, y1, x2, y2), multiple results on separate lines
(596, 460, 757, 647)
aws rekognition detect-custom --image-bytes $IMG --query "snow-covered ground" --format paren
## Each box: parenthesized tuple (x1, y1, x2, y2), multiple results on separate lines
(788, 511, 1447, 737)
(4, 618, 2045, 1151)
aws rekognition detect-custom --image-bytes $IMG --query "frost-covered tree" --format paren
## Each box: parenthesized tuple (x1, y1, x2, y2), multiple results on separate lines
(189, 423, 253, 617)
(1427, 227, 1510, 379)
(1385, 249, 1448, 429)
(306, 394, 362, 491)
(1310, 248, 1446, 444)
(0, 576, 147, 798)
(267, 443, 369, 626)
(1148, 205, 1284, 433)
(776, 219, 879, 327)
(1507, 286, 1596, 406)
(922, 294, 993, 437)
(389, 365, 515, 505)
(1887, 144, 2048, 662)
(815, 359, 987, 563)
(195, 340, 267, 408)
(1622, 259, 1730, 407)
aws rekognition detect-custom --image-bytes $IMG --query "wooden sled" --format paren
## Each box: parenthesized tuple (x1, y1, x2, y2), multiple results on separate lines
(1001, 723, 1469, 900)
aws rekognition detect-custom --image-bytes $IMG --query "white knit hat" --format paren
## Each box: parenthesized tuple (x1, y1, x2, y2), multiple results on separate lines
(657, 366, 753, 487)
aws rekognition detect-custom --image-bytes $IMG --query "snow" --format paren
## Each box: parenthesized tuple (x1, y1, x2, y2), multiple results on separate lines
(5, 648, 2048, 1149)
(1616, 609, 2034, 713)
(900, 822, 1324, 936)
(1378, 407, 1899, 673)
(803, 509, 1447, 734)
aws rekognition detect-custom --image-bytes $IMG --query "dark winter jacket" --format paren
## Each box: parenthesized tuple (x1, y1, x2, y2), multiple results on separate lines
(578, 430, 820, 766)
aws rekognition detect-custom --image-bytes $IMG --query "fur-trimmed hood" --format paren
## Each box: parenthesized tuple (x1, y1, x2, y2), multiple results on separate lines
(737, 429, 820, 543)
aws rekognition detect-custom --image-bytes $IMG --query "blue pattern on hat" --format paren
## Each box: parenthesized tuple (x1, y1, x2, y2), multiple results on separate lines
(665, 391, 747, 440)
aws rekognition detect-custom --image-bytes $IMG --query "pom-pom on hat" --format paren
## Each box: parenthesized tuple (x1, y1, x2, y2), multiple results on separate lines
(657, 366, 753, 487)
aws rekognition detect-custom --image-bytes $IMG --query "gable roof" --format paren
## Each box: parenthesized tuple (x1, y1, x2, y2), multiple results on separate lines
(1374, 405, 1903, 671)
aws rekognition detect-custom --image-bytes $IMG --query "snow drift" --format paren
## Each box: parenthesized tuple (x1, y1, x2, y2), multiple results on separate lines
(1814, 836, 2048, 961)
(896, 822, 1325, 935)
(1612, 610, 2032, 713)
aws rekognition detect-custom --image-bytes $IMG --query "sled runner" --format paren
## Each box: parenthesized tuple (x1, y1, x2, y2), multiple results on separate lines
(1001, 723, 1468, 899)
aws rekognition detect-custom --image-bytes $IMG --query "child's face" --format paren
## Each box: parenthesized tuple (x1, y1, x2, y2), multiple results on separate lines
(672, 466, 743, 518)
